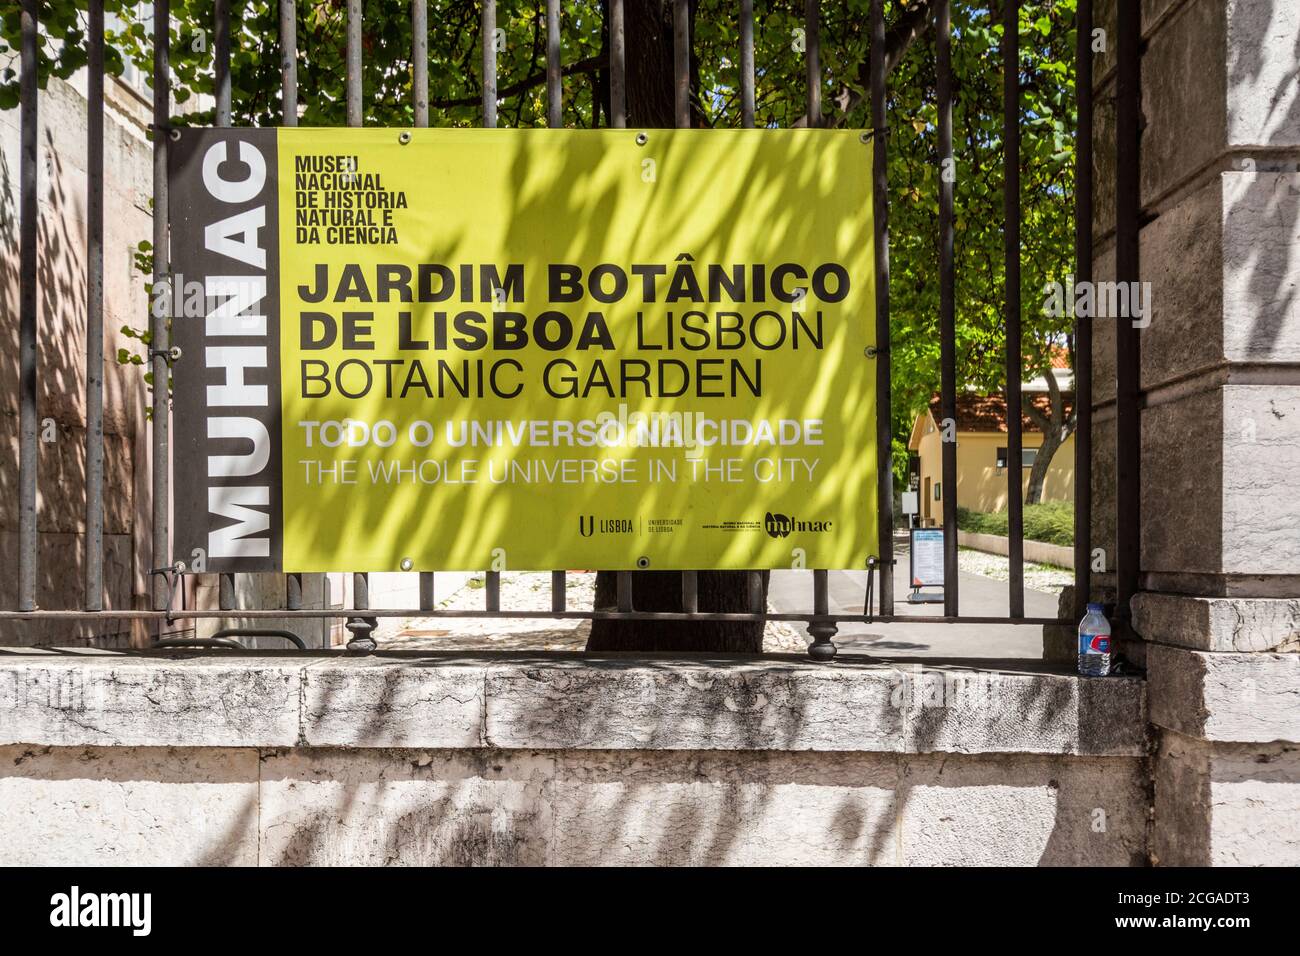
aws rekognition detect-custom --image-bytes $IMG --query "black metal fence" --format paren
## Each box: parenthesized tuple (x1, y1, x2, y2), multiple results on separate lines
(4, 0, 1140, 659)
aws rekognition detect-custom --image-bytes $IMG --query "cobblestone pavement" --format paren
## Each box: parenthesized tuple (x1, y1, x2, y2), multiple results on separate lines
(957, 548, 1073, 595)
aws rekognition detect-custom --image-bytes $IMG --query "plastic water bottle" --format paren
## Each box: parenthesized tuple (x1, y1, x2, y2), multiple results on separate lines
(1078, 603, 1112, 677)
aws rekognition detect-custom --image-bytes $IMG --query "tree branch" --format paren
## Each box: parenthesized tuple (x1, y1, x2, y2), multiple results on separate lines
(796, 0, 940, 127)
(430, 53, 609, 109)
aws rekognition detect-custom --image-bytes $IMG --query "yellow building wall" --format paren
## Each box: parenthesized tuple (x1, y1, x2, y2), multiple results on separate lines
(910, 414, 1075, 524)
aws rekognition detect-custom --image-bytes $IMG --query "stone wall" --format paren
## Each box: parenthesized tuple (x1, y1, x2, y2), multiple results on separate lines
(0, 651, 1150, 866)
(0, 76, 156, 646)
(1089, 0, 1300, 865)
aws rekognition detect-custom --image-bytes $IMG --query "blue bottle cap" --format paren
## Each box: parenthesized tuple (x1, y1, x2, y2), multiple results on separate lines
(1087, 602, 1105, 612)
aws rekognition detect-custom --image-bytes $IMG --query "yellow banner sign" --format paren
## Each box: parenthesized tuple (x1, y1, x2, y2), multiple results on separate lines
(170, 128, 877, 572)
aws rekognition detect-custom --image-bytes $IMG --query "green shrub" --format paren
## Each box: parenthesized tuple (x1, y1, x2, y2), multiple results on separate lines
(957, 501, 1074, 547)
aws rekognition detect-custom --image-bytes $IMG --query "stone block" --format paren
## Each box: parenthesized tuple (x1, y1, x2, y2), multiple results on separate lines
(1136, 1, 1300, 205)
(898, 752, 1149, 866)
(1223, 173, 1300, 364)
(1222, 385, 1300, 578)
(0, 654, 307, 747)
(1153, 730, 1300, 866)
(258, 748, 552, 866)
(1139, 0, 1228, 205)
(1140, 388, 1224, 579)
(1148, 643, 1300, 743)
(483, 657, 906, 752)
(1134, 592, 1300, 652)
(1224, 0, 1300, 149)
(0, 745, 259, 865)
(548, 749, 900, 866)
(301, 658, 484, 748)
(896, 665, 1147, 756)
(1140, 174, 1224, 390)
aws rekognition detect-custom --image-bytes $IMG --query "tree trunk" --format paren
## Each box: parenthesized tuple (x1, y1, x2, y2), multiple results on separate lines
(1025, 424, 1063, 505)
(586, 0, 767, 652)
(623, 0, 679, 127)
(1023, 376, 1074, 506)
(587, 571, 769, 652)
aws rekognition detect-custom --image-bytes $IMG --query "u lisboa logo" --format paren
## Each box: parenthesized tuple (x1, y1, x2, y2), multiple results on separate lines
(764, 512, 833, 538)
(579, 515, 633, 536)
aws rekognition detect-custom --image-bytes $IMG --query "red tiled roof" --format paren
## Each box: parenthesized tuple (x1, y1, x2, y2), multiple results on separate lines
(927, 391, 1074, 433)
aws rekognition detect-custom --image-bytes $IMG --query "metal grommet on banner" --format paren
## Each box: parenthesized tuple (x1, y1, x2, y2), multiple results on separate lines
(635, 132, 648, 146)
(399, 557, 414, 571)
(398, 131, 412, 145)
(636, 556, 651, 569)
(169, 128, 181, 142)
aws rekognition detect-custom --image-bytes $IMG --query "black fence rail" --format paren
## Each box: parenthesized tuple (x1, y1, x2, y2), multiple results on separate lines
(7, 0, 1138, 659)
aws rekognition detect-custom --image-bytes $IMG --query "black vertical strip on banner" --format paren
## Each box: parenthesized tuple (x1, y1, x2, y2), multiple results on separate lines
(168, 128, 283, 573)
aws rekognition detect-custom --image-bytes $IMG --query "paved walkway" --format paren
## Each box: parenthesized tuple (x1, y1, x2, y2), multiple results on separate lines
(767, 533, 1066, 659)
(380, 535, 1068, 659)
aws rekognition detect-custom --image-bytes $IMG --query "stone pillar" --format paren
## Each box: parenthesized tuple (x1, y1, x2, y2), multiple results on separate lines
(1091, 0, 1300, 865)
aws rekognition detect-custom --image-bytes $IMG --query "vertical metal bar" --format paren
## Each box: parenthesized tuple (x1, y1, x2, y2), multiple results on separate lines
(345, 0, 366, 637)
(616, 571, 633, 612)
(747, 571, 762, 614)
(17, 0, 38, 613)
(609, 0, 626, 128)
(804, 0, 821, 127)
(346, 0, 362, 126)
(215, 0, 233, 608)
(673, 0, 690, 127)
(870, 0, 894, 617)
(672, 1, 695, 621)
(481, 0, 497, 128)
(551, 570, 566, 612)
(937, 0, 959, 618)
(320, 574, 331, 647)
(1114, 0, 1141, 619)
(740, 0, 755, 128)
(280, 0, 298, 125)
(346, 572, 376, 649)
(151, 0, 171, 612)
(808, 569, 836, 660)
(413, 2, 431, 613)
(85, 0, 106, 612)
(546, 0, 561, 126)
(413, 0, 428, 127)
(286, 573, 303, 610)
(1003, 0, 1024, 619)
(214, 0, 231, 124)
(1073, 0, 1094, 621)
(485, 571, 500, 611)
(813, 569, 829, 616)
(681, 570, 698, 613)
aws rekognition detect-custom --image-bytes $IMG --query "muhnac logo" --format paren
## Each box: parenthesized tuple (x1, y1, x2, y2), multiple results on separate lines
(764, 512, 832, 538)
(49, 886, 151, 937)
